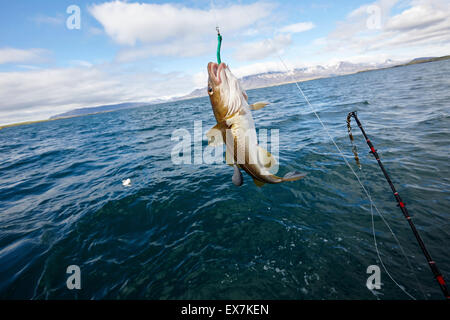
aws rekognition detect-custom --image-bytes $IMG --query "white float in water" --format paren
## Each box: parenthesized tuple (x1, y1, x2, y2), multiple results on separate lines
(122, 178, 131, 187)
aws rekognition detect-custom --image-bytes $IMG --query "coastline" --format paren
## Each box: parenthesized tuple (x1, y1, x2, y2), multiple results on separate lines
(1, 55, 449, 131)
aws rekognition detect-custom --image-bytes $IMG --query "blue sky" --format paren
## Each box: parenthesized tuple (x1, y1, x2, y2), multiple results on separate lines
(0, 0, 355, 71)
(0, 0, 449, 125)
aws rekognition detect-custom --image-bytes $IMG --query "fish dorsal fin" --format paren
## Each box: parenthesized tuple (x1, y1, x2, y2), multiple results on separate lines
(206, 123, 225, 147)
(253, 178, 266, 187)
(249, 101, 269, 111)
(256, 146, 277, 169)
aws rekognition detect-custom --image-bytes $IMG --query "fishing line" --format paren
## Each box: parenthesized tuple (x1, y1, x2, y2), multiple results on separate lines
(210, 0, 219, 29)
(348, 112, 448, 299)
(207, 3, 422, 298)
(275, 53, 419, 299)
(358, 166, 427, 299)
(210, 0, 222, 64)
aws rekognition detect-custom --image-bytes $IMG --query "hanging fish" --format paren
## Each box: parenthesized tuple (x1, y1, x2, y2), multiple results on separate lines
(206, 62, 306, 187)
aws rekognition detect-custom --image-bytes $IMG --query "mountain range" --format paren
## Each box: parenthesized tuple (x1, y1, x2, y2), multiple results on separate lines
(181, 59, 402, 100)
(50, 56, 449, 119)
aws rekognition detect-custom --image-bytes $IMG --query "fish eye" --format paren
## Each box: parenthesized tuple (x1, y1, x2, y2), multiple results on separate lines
(208, 86, 213, 95)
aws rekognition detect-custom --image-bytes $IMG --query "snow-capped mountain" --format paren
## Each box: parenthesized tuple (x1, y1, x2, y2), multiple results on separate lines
(181, 59, 404, 100)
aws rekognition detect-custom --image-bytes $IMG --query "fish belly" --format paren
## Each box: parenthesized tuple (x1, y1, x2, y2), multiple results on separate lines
(226, 113, 258, 165)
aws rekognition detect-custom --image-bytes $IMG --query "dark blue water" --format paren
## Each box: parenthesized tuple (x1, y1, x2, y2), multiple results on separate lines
(0, 60, 449, 300)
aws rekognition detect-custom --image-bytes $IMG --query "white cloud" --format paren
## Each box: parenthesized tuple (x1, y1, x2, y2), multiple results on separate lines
(90, 1, 274, 45)
(234, 34, 292, 61)
(347, 0, 399, 19)
(192, 60, 287, 89)
(116, 39, 215, 62)
(16, 65, 43, 71)
(0, 65, 196, 125)
(194, 58, 320, 88)
(326, 0, 450, 57)
(385, 3, 448, 31)
(0, 48, 50, 65)
(279, 22, 315, 33)
(311, 37, 327, 46)
(242, 28, 260, 37)
(69, 60, 94, 68)
(89, 1, 275, 60)
(193, 70, 208, 89)
(329, 0, 399, 41)
(231, 61, 287, 78)
(5, 1, 449, 126)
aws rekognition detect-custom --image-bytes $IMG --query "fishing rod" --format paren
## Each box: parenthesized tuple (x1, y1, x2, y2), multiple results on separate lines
(347, 111, 449, 300)
(212, 17, 446, 298)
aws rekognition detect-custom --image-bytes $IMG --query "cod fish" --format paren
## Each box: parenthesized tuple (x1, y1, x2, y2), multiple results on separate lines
(206, 62, 306, 187)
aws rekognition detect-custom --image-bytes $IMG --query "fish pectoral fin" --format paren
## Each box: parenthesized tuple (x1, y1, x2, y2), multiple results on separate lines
(282, 171, 307, 182)
(206, 123, 224, 147)
(249, 101, 269, 111)
(257, 146, 277, 169)
(252, 178, 266, 187)
(232, 164, 243, 186)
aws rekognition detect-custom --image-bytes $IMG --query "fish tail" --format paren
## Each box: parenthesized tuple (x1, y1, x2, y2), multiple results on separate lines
(282, 171, 307, 182)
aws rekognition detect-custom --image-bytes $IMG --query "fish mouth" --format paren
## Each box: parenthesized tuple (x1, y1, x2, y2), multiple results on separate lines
(208, 62, 226, 85)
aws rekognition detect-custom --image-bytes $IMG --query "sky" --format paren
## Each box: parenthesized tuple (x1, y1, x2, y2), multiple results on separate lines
(0, 0, 449, 125)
